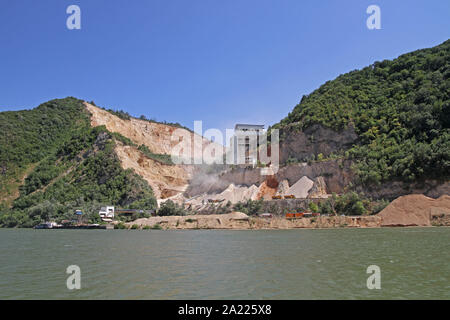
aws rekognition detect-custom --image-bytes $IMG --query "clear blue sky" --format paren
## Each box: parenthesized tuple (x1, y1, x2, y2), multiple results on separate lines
(0, 0, 449, 133)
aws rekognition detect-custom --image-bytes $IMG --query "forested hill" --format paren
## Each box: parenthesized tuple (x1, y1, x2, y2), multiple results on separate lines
(273, 39, 450, 185)
(0, 98, 156, 227)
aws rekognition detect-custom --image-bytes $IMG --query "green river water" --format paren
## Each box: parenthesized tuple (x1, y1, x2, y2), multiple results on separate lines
(0, 227, 448, 299)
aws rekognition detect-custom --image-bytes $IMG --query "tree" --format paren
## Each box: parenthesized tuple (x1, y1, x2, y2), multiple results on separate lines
(158, 200, 186, 216)
(308, 202, 319, 212)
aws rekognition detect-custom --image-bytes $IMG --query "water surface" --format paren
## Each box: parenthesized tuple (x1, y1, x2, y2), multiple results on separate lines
(0, 228, 448, 299)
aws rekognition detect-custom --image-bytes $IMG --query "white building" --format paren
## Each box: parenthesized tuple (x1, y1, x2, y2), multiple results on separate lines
(99, 206, 115, 221)
(231, 124, 265, 165)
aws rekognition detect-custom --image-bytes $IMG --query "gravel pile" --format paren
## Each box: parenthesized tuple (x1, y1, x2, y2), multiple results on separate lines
(286, 176, 314, 198)
(378, 194, 450, 226)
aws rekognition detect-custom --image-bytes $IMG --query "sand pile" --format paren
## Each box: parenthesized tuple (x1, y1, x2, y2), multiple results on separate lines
(229, 211, 250, 219)
(214, 184, 241, 203)
(184, 183, 260, 210)
(377, 194, 450, 226)
(185, 175, 319, 211)
(212, 184, 259, 203)
(286, 176, 314, 198)
(243, 184, 260, 201)
(276, 180, 290, 196)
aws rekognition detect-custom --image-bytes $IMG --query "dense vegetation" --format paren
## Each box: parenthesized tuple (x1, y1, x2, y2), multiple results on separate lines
(0, 98, 157, 227)
(157, 200, 188, 216)
(137, 144, 174, 165)
(274, 39, 450, 185)
(0, 97, 89, 202)
(317, 192, 388, 216)
(233, 199, 264, 215)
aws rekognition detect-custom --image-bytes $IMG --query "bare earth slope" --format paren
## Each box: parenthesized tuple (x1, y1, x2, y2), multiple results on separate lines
(85, 102, 222, 155)
(114, 143, 192, 199)
(84, 102, 223, 199)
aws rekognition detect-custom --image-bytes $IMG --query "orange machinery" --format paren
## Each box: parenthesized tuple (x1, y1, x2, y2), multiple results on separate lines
(286, 212, 304, 219)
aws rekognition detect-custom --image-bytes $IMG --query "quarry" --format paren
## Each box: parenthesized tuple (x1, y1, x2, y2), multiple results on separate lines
(85, 101, 335, 214)
(82, 101, 450, 230)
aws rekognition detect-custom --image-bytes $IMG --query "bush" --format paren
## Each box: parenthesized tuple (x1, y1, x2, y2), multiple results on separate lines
(318, 192, 368, 216)
(115, 222, 127, 229)
(371, 199, 390, 214)
(233, 199, 264, 215)
(308, 202, 319, 212)
(151, 223, 162, 230)
(138, 144, 174, 165)
(106, 109, 131, 120)
(158, 200, 187, 216)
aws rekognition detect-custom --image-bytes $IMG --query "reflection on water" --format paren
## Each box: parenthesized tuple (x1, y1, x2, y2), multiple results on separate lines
(0, 228, 449, 299)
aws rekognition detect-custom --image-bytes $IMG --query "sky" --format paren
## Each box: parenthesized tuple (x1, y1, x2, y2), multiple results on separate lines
(0, 0, 449, 135)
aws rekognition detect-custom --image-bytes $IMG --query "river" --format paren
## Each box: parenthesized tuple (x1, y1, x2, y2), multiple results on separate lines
(0, 228, 448, 299)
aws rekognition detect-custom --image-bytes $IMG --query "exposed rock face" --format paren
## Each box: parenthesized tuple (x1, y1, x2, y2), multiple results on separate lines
(308, 176, 328, 198)
(183, 184, 261, 211)
(157, 192, 186, 207)
(84, 102, 224, 199)
(276, 179, 290, 196)
(377, 194, 450, 227)
(85, 102, 449, 204)
(114, 144, 192, 199)
(257, 175, 279, 200)
(185, 159, 353, 197)
(257, 180, 278, 200)
(359, 180, 450, 201)
(85, 102, 223, 157)
(279, 123, 358, 163)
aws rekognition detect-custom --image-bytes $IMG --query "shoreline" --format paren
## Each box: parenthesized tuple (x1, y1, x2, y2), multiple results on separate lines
(3, 224, 449, 231)
(123, 212, 450, 230)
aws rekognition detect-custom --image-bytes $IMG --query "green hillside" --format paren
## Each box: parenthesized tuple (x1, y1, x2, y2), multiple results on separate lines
(274, 39, 450, 185)
(0, 98, 156, 227)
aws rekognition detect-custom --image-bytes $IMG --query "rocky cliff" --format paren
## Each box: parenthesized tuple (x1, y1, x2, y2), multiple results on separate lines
(279, 123, 358, 163)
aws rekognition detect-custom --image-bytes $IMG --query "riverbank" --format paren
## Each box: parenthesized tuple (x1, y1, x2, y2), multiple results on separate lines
(125, 212, 384, 230)
(124, 193, 450, 230)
